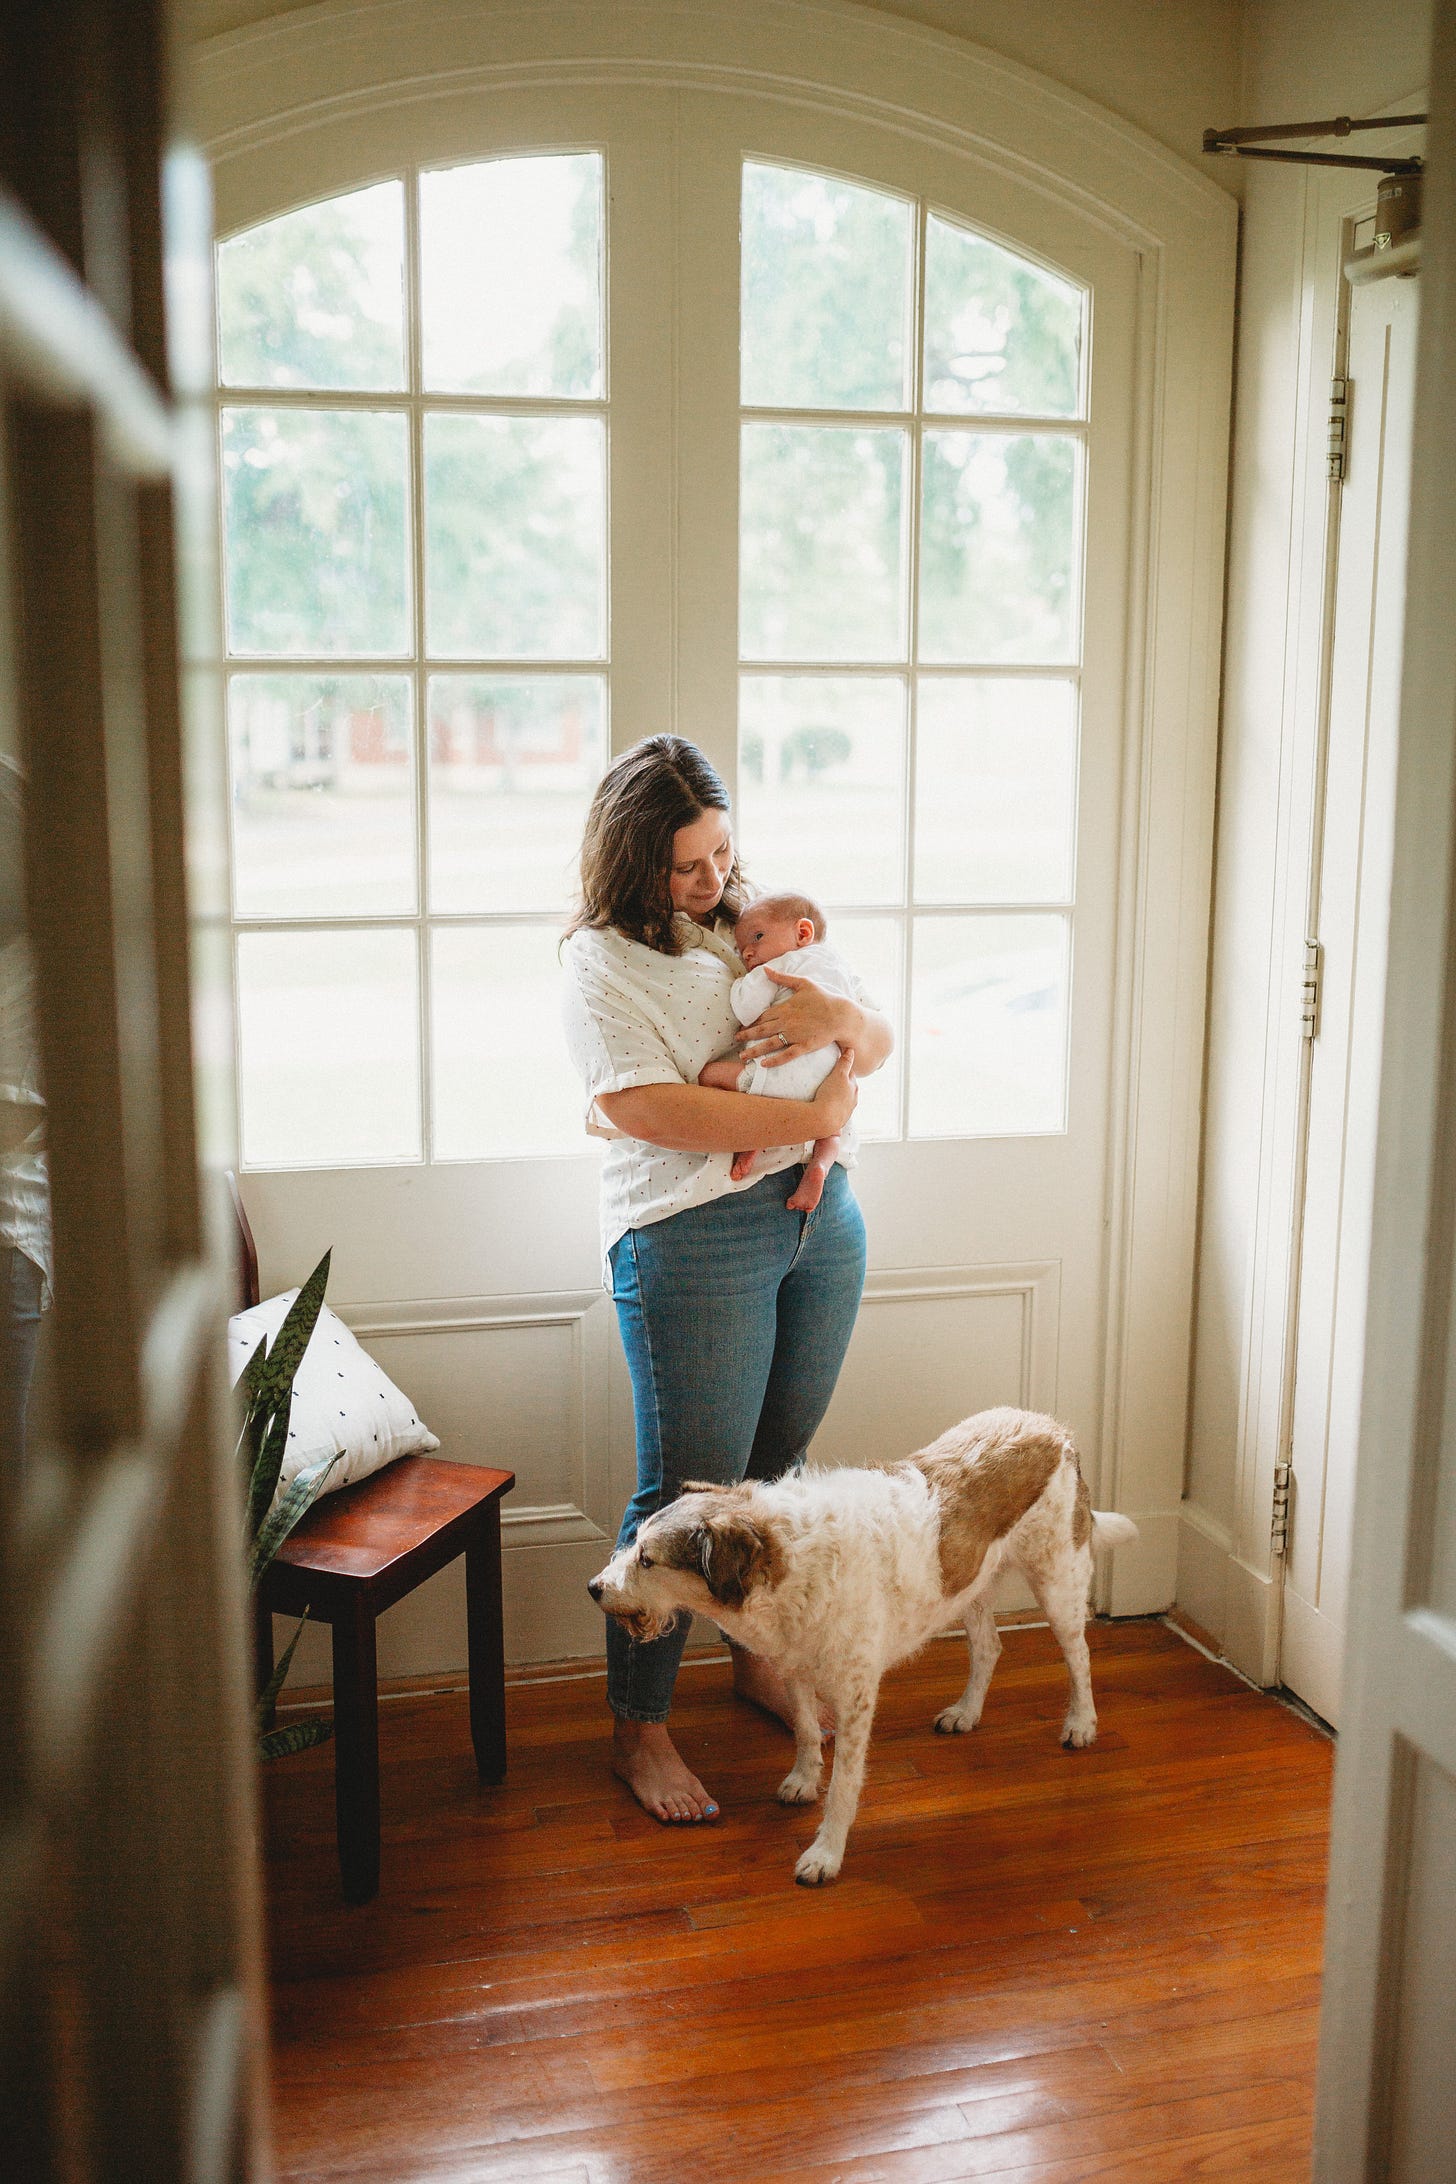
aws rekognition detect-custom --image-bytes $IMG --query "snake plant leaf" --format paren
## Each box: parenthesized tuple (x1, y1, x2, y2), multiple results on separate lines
(248, 1452, 341, 1588)
(259, 1715, 334, 1760)
(245, 1248, 332, 1416)
(246, 1402, 294, 1549)
(255, 1607, 313, 1732)
(239, 1331, 269, 1430)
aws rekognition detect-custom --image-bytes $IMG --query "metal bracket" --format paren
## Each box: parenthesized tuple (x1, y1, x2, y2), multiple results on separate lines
(1203, 114, 1425, 175)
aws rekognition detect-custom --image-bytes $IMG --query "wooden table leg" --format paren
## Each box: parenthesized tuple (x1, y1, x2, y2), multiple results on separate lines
(331, 1594, 380, 1905)
(465, 1499, 507, 1785)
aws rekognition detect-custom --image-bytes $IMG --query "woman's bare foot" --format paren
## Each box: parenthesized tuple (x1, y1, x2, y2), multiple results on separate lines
(611, 1719, 719, 1824)
(730, 1645, 834, 1738)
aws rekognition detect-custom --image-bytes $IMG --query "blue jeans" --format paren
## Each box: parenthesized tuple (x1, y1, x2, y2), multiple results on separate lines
(606, 1163, 867, 1722)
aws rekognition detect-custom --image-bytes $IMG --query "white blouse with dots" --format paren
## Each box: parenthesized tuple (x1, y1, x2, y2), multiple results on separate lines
(561, 913, 863, 1280)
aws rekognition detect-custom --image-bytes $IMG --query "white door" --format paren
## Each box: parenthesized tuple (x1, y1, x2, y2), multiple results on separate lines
(1315, 13, 1456, 2159)
(1283, 272, 1419, 1726)
(1, 28, 267, 2170)
(206, 62, 1220, 1673)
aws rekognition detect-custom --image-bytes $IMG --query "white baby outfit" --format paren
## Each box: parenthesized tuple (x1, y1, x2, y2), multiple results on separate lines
(561, 918, 871, 1282)
(730, 941, 861, 1105)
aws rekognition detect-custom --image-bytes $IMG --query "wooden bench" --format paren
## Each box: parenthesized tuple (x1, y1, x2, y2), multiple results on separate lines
(254, 1458, 513, 1903)
(233, 1180, 514, 1904)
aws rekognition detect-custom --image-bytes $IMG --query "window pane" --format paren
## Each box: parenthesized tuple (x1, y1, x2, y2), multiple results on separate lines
(741, 163, 912, 412)
(222, 408, 409, 657)
(919, 430, 1079, 665)
(237, 928, 421, 1166)
(217, 181, 405, 392)
(741, 423, 907, 662)
(420, 154, 604, 398)
(924, 217, 1083, 418)
(738, 675, 904, 906)
(833, 914, 902, 1140)
(427, 675, 607, 912)
(909, 913, 1068, 1137)
(424, 414, 606, 660)
(914, 678, 1077, 903)
(432, 926, 586, 1158)
(230, 676, 415, 918)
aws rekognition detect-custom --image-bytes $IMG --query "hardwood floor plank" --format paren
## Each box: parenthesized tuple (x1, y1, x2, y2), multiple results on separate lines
(263, 1621, 1331, 2184)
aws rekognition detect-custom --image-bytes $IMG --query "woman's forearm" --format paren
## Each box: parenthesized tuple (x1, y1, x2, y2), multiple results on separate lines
(597, 1082, 823, 1153)
(844, 1003, 893, 1076)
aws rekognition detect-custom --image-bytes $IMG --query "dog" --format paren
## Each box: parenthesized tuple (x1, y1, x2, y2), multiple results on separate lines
(588, 1407, 1139, 1884)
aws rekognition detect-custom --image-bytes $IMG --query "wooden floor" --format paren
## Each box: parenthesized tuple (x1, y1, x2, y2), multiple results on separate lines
(263, 1619, 1333, 2184)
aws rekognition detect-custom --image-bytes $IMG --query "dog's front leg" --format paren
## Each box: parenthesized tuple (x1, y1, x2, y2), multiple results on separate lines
(794, 1668, 876, 1886)
(776, 1676, 824, 1806)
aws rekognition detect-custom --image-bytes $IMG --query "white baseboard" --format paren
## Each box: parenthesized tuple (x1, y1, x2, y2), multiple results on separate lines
(1175, 1502, 1232, 1641)
(1172, 1500, 1281, 1683)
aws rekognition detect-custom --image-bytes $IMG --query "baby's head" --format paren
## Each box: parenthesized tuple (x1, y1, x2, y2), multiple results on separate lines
(735, 890, 827, 971)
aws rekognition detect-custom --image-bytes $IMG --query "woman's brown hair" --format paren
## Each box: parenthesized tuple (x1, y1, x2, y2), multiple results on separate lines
(566, 735, 746, 954)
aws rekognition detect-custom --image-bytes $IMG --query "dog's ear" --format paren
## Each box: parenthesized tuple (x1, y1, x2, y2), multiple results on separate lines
(695, 1511, 775, 1609)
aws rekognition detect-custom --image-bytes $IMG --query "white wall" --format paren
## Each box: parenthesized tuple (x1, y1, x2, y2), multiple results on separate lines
(179, 0, 1244, 199)
(1180, 0, 1433, 1673)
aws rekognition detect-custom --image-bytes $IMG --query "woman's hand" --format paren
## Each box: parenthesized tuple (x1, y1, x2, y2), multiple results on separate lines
(736, 969, 893, 1076)
(809, 1047, 858, 1137)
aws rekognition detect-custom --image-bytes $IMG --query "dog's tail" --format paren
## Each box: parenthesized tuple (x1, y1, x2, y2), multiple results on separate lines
(1091, 1511, 1139, 1548)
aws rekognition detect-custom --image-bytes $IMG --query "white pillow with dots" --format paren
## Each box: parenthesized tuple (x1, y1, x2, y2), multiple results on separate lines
(228, 1291, 439, 1505)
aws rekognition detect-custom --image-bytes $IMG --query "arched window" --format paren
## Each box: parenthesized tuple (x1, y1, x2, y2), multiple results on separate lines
(216, 150, 1087, 1164)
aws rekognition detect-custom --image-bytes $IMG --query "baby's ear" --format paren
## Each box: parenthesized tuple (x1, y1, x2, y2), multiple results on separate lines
(797, 918, 815, 946)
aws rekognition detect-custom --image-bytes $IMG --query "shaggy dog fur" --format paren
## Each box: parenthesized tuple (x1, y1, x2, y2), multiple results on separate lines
(589, 1407, 1139, 1884)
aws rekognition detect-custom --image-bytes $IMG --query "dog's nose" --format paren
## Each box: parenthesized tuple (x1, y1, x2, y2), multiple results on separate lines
(587, 1576, 604, 1602)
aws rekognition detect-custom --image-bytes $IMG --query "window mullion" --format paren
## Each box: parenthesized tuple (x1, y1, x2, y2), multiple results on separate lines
(672, 105, 745, 790)
(402, 164, 435, 1162)
(898, 196, 930, 1144)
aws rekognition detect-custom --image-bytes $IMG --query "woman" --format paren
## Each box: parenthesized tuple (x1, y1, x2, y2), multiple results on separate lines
(562, 735, 893, 1823)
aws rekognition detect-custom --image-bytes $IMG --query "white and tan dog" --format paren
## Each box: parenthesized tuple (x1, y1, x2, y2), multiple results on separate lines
(588, 1407, 1138, 1884)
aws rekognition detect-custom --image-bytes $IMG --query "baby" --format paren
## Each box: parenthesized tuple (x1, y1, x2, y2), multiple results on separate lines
(697, 888, 862, 1213)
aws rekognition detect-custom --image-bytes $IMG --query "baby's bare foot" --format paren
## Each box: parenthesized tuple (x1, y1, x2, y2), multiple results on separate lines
(731, 1646, 834, 1738)
(786, 1167, 829, 1212)
(611, 1720, 719, 1824)
(730, 1150, 757, 1180)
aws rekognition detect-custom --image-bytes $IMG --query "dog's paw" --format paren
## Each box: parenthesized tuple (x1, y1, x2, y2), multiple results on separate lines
(794, 1840, 843, 1886)
(777, 1766, 821, 1805)
(1060, 1714, 1097, 1750)
(933, 1703, 979, 1735)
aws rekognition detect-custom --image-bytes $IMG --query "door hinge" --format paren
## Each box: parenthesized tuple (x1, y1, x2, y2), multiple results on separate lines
(1300, 937, 1323, 1039)
(1271, 1460, 1293, 1557)
(1328, 377, 1349, 480)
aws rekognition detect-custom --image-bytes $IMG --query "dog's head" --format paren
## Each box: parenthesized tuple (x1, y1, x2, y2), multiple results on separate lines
(587, 1483, 784, 1637)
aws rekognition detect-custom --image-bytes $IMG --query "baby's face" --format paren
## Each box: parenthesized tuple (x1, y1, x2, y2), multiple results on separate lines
(735, 908, 805, 971)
